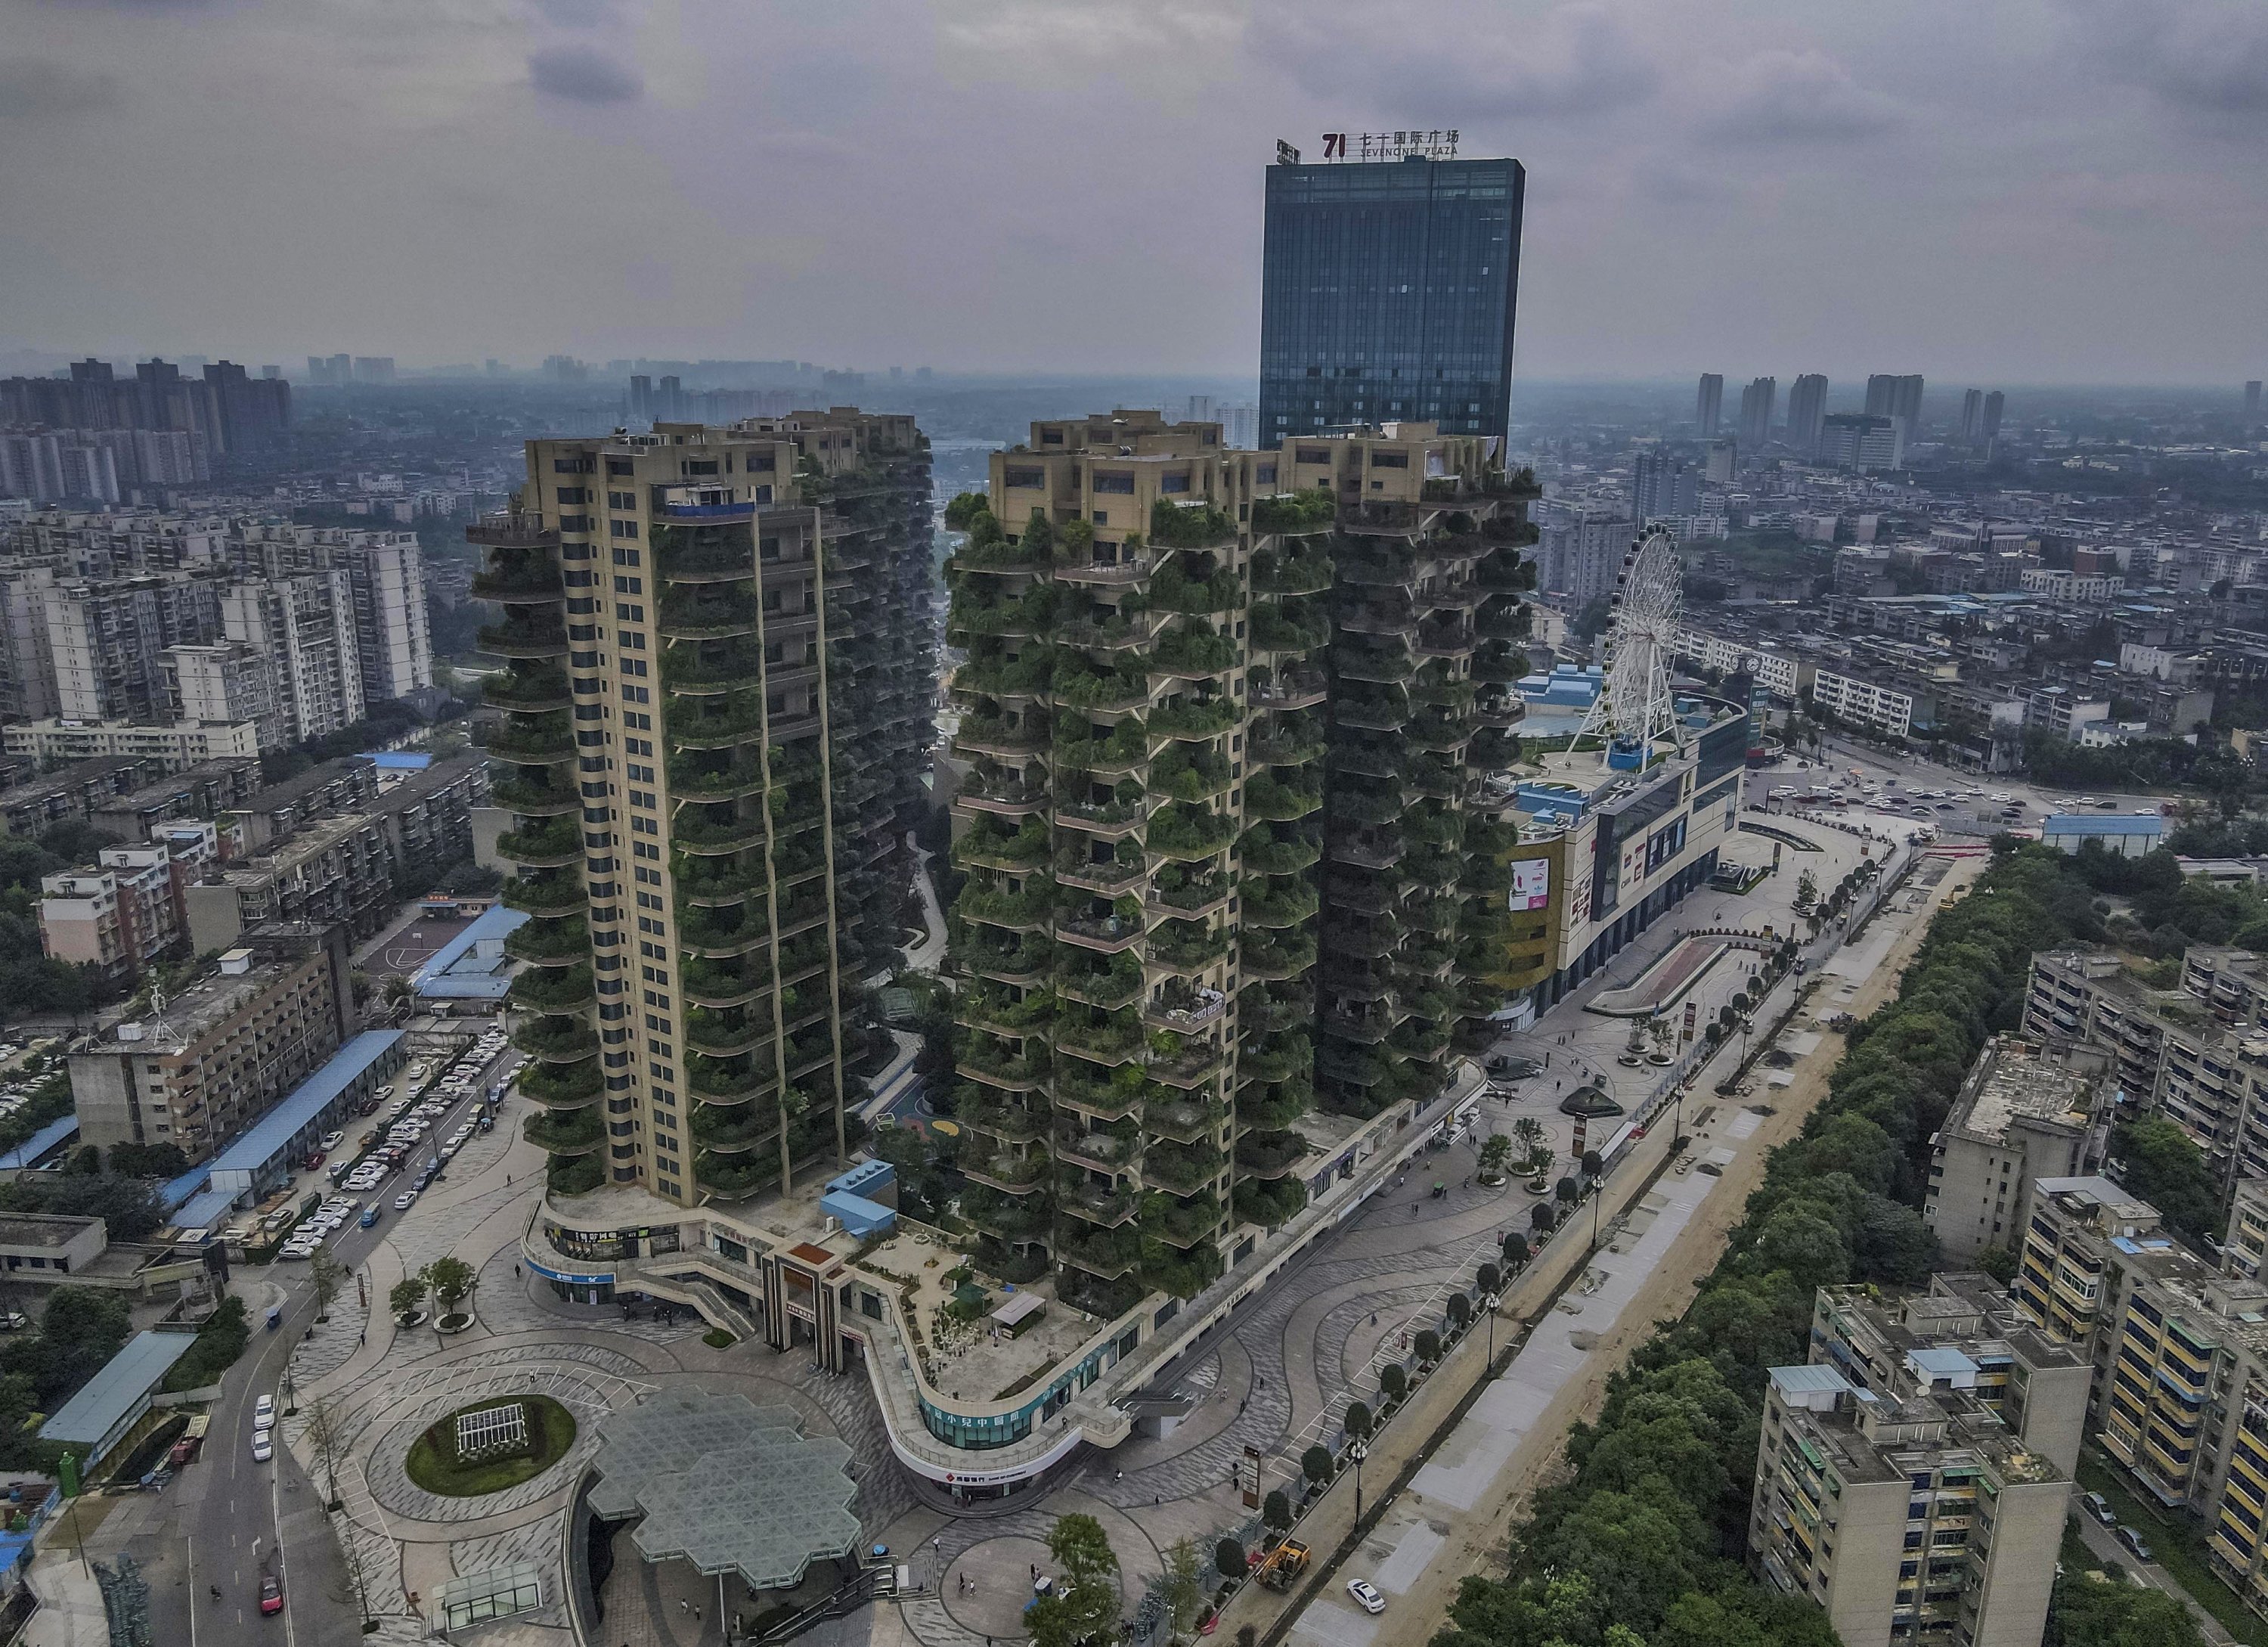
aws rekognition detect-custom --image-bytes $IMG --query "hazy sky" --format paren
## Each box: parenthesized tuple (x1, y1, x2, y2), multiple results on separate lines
(3, 0, 2264, 383)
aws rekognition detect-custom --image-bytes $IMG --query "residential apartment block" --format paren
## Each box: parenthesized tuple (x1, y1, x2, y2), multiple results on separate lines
(1922, 1036, 2113, 1265)
(36, 833, 218, 986)
(2024, 947, 2268, 1188)
(67, 921, 353, 1159)
(483, 409, 934, 1211)
(1752, 1278, 2079, 1647)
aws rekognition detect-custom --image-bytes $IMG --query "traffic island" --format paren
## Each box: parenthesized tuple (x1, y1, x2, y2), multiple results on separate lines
(404, 1394, 578, 1497)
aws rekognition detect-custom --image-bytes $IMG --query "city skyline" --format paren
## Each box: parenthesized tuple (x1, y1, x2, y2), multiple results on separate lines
(3, 0, 2264, 383)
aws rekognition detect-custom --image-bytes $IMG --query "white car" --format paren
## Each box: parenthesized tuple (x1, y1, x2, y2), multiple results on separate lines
(438, 1143, 460, 1162)
(1347, 1580, 1386, 1614)
(255, 1394, 275, 1426)
(395, 1190, 418, 1211)
(318, 1131, 345, 1152)
(251, 1429, 273, 1462)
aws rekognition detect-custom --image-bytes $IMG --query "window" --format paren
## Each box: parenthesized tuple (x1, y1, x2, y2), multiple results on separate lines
(612, 547, 641, 566)
(1092, 471, 1136, 495)
(609, 519, 640, 538)
(615, 575, 643, 594)
(556, 486, 591, 504)
(553, 456, 595, 474)
(605, 458, 633, 477)
(1004, 467, 1046, 489)
(607, 490, 636, 510)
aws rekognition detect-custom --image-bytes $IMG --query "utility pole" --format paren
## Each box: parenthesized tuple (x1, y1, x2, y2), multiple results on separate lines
(1349, 1438, 1369, 1525)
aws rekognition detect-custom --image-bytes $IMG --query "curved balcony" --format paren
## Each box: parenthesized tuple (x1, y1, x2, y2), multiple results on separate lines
(1052, 667, 1151, 714)
(665, 698, 767, 750)
(1146, 698, 1241, 740)
(487, 719, 576, 764)
(1151, 629, 1238, 681)
(956, 713, 1051, 758)
(966, 933, 1051, 985)
(962, 1187, 1051, 1242)
(1329, 787, 1405, 829)
(684, 1010, 770, 1059)
(1334, 692, 1410, 734)
(1051, 1015, 1145, 1066)
(1056, 961, 1144, 1012)
(1236, 1131, 1307, 1179)
(956, 886, 1053, 935)
(1053, 1067, 1147, 1122)
(1056, 1176, 1139, 1228)
(471, 564, 563, 604)
(1407, 715, 1473, 753)
(1057, 1227, 1142, 1280)
(1249, 493, 1338, 536)
(656, 533, 760, 583)
(689, 1103, 774, 1152)
(509, 963, 594, 1014)
(1238, 1087, 1312, 1134)
(1236, 1033, 1312, 1082)
(1055, 911, 1143, 954)
(522, 1109, 604, 1154)
(658, 592, 761, 641)
(497, 820, 581, 869)
(1244, 775, 1322, 823)
(1142, 1142, 1224, 1196)
(1250, 551, 1335, 593)
(955, 774, 1052, 819)
(467, 512, 560, 551)
(519, 1059, 603, 1107)
(1145, 879, 1230, 923)
(1054, 853, 1145, 895)
(1147, 806, 1237, 861)
(962, 1101, 1046, 1143)
(674, 811, 769, 855)
(484, 669, 574, 713)
(1247, 727, 1325, 768)
(674, 860, 768, 909)
(663, 643, 767, 696)
(956, 1042, 1049, 1092)
(1250, 609, 1329, 655)
(1241, 931, 1318, 981)
(1241, 832, 1321, 875)
(503, 916, 589, 966)
(681, 960, 771, 1010)
(1250, 670, 1327, 712)
(1145, 1093, 1222, 1143)
(696, 1152, 782, 1200)
(961, 1148, 1050, 1195)
(515, 1018, 600, 1063)
(679, 911, 770, 959)
(1146, 755, 1232, 804)
(490, 777, 580, 815)
(1054, 1125, 1138, 1175)
(668, 758, 768, 803)
(956, 653, 1056, 702)
(478, 618, 569, 660)
(1242, 884, 1319, 929)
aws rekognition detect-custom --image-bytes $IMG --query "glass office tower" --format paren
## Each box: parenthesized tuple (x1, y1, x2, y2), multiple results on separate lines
(1258, 154, 1526, 447)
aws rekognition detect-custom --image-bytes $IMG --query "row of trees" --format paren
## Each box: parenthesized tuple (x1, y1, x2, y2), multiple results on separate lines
(1432, 842, 2127, 1647)
(390, 1255, 476, 1323)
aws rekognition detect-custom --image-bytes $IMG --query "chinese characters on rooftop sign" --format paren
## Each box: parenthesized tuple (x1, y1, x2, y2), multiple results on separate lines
(1321, 130, 1461, 162)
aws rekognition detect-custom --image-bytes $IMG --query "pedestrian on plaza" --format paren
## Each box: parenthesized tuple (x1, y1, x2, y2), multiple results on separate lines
(680, 1599, 691, 1615)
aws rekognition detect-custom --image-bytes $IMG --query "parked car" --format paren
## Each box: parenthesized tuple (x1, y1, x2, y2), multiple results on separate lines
(2082, 1492, 2116, 1526)
(251, 1429, 273, 1462)
(2118, 1525, 2153, 1562)
(259, 1574, 284, 1615)
(1346, 1580, 1386, 1614)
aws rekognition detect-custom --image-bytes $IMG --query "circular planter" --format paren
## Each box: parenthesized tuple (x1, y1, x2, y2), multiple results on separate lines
(395, 1310, 429, 1330)
(435, 1310, 474, 1336)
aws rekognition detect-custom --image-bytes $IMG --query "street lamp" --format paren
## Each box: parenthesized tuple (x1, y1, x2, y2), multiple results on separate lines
(1350, 1438, 1370, 1525)
(1484, 1292, 1501, 1367)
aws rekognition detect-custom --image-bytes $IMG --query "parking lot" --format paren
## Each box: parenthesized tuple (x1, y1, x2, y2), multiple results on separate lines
(1746, 740, 2174, 845)
(259, 1025, 521, 1264)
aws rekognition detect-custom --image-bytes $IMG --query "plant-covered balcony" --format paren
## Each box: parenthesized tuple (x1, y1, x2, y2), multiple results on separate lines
(1058, 1270, 1146, 1320)
(689, 1056, 774, 1104)
(521, 1059, 603, 1107)
(1053, 1059, 1152, 1121)
(1151, 624, 1237, 678)
(679, 904, 771, 957)
(522, 1108, 604, 1154)
(547, 1154, 605, 1197)
(497, 818, 581, 868)
(1056, 952, 1144, 1011)
(952, 506, 1053, 570)
(1055, 901, 1142, 953)
(696, 1152, 781, 1200)
(1237, 1032, 1312, 1084)
(958, 981, 1053, 1037)
(1055, 1120, 1139, 1174)
(1052, 1009, 1145, 1065)
(1055, 845, 1145, 895)
(681, 1006, 767, 1059)
(962, 1186, 1051, 1242)
(1328, 786, 1403, 829)
(1146, 866, 1229, 917)
(1055, 1173, 1138, 1227)
(1250, 491, 1337, 535)
(664, 690, 766, 749)
(957, 1034, 1049, 1089)
(1235, 1176, 1309, 1230)
(1241, 930, 1318, 980)
(1057, 1224, 1143, 1279)
(1235, 1130, 1307, 1178)
(1250, 604, 1329, 654)
(1244, 774, 1322, 823)
(1241, 830, 1321, 875)
(478, 614, 569, 659)
(503, 916, 589, 965)
(956, 709, 1050, 756)
(1250, 665, 1328, 709)
(948, 583, 1058, 640)
(509, 964, 593, 1014)
(962, 1098, 1047, 1143)
(1142, 1191, 1225, 1250)
(485, 667, 573, 712)
(1145, 1093, 1222, 1143)
(956, 648, 1055, 699)
(1146, 696, 1240, 739)
(681, 955, 771, 1007)
(1054, 718, 1150, 775)
(1148, 804, 1237, 860)
(658, 588, 761, 640)
(690, 1103, 775, 1151)
(956, 816, 1049, 873)
(1053, 659, 1151, 712)
(962, 1145, 1049, 1193)
(1147, 746, 1232, 803)
(501, 873, 584, 917)
(1147, 920, 1228, 972)
(668, 754, 768, 802)
(1247, 718, 1325, 767)
(1148, 498, 1238, 549)
(663, 642, 766, 693)
(516, 1016, 599, 1062)
(488, 715, 576, 763)
(490, 774, 580, 814)
(965, 928, 1052, 982)
(1147, 559, 1239, 613)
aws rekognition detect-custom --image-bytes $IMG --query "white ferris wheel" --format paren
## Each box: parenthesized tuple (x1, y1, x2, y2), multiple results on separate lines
(1575, 526, 1687, 767)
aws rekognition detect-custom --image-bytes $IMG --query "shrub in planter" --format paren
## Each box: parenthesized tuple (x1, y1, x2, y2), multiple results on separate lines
(1345, 1400, 1372, 1440)
(1263, 1490, 1291, 1532)
(1301, 1444, 1335, 1487)
(703, 1327, 736, 1349)
(1380, 1363, 1408, 1402)
(1415, 1329, 1442, 1363)
(1476, 1261, 1501, 1296)
(1216, 1538, 1244, 1582)
(1446, 1293, 1471, 1330)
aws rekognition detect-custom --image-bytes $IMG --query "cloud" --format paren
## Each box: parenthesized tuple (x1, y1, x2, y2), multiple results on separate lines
(528, 43, 642, 103)
(1707, 48, 1904, 143)
(940, 0, 1241, 70)
(2061, 0, 2268, 121)
(0, 57, 122, 118)
(1259, 1, 1657, 121)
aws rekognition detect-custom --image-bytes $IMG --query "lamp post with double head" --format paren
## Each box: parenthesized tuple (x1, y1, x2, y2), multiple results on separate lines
(1350, 1438, 1370, 1526)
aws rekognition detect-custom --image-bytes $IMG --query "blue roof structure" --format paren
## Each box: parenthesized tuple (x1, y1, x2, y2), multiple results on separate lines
(39, 1331, 196, 1450)
(206, 1031, 402, 1191)
(172, 1186, 238, 1231)
(157, 1165, 209, 1214)
(362, 751, 432, 770)
(414, 904, 530, 1000)
(2043, 813, 2164, 839)
(0, 1115, 78, 1173)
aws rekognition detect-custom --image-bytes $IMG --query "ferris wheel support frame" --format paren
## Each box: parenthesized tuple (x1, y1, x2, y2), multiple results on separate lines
(1574, 526, 1687, 768)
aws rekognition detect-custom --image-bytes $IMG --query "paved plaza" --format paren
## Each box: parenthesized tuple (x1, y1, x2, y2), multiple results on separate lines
(273, 810, 1886, 1647)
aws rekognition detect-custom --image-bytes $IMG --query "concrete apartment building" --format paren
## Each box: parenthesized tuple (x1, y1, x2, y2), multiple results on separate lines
(87, 761, 260, 841)
(36, 834, 219, 986)
(483, 408, 934, 1211)
(163, 640, 288, 749)
(221, 572, 366, 741)
(229, 523, 435, 704)
(0, 755, 159, 835)
(1923, 1036, 2114, 1264)
(39, 572, 225, 722)
(1752, 1279, 2077, 1647)
(67, 921, 353, 1159)
(0, 718, 261, 766)
(2025, 947, 2268, 1189)
(1533, 501, 1635, 608)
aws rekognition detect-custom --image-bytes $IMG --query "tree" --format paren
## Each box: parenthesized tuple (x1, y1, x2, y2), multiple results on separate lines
(1500, 1232, 1527, 1270)
(1478, 1133, 1515, 1183)
(1345, 1400, 1373, 1441)
(1380, 1363, 1408, 1402)
(424, 1256, 476, 1314)
(1030, 1513, 1121, 1647)
(1579, 1149, 1603, 1179)
(309, 1249, 345, 1322)
(1160, 1537, 1206, 1642)
(106, 1142, 189, 1179)
(1556, 1175, 1579, 1205)
(1301, 1444, 1335, 1487)
(1262, 1490, 1291, 1533)
(2112, 1117, 2220, 1242)
(1974, 1243, 2019, 1284)
(2050, 1568, 2208, 1647)
(1511, 1115, 1548, 1172)
(1476, 1261, 1502, 1296)
(1532, 1202, 1558, 1233)
(1795, 869, 1819, 910)
(1415, 1328, 1442, 1363)
(1215, 1538, 1245, 1583)
(389, 1274, 429, 1322)
(1447, 1292, 1473, 1330)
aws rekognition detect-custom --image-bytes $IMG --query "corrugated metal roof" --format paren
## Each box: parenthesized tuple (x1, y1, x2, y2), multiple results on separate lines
(172, 1186, 239, 1230)
(207, 1031, 404, 1177)
(39, 1331, 197, 1447)
(413, 905, 529, 1000)
(1769, 1364, 1853, 1395)
(0, 1115, 79, 1173)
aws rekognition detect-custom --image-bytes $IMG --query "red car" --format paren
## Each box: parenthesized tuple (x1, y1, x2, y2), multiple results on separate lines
(259, 1576, 283, 1616)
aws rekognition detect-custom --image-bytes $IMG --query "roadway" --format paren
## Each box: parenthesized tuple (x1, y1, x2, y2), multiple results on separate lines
(129, 1031, 522, 1646)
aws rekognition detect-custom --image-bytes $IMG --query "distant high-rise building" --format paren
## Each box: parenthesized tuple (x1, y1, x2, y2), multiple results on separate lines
(629, 375, 653, 422)
(1960, 389, 1984, 442)
(1259, 148, 1526, 442)
(1784, 374, 1828, 457)
(1981, 391, 2004, 441)
(2247, 381, 2262, 422)
(352, 357, 395, 385)
(1183, 395, 1217, 425)
(1737, 377, 1776, 451)
(1704, 437, 1737, 484)
(1865, 373, 1924, 439)
(1696, 374, 1724, 438)
(1222, 403, 1259, 449)
(1631, 452, 1700, 524)
(1819, 413, 1904, 473)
